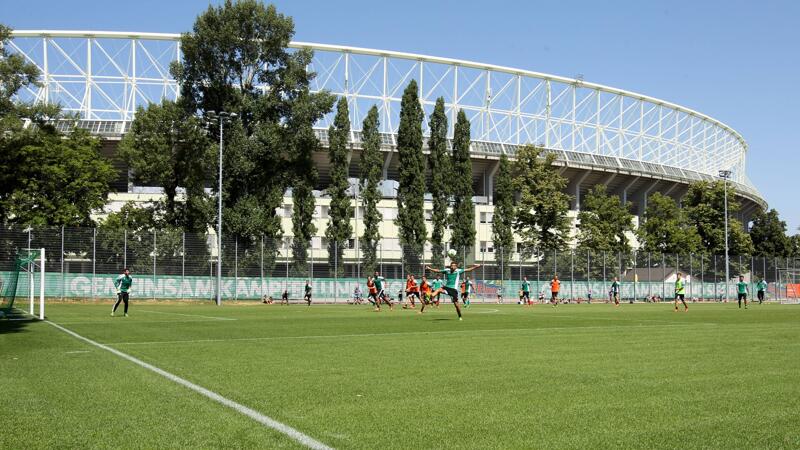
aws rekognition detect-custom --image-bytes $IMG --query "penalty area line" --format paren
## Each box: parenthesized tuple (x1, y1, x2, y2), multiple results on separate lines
(137, 309, 237, 321)
(45, 320, 333, 450)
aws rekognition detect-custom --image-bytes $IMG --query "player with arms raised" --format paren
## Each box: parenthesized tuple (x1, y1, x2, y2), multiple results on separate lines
(423, 251, 481, 320)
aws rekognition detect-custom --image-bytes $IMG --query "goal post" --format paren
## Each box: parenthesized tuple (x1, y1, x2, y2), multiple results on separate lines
(777, 268, 800, 304)
(0, 248, 45, 320)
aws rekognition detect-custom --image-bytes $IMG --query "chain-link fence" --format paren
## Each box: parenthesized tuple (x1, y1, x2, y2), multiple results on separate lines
(1, 226, 798, 303)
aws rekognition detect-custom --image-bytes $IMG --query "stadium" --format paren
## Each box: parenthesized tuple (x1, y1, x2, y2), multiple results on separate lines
(7, 30, 766, 271)
(3, 25, 799, 450)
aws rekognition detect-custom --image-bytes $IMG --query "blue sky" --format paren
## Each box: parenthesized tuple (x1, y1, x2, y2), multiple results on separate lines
(5, 0, 798, 232)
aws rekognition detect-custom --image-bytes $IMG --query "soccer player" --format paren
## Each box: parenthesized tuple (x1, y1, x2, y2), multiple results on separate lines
(304, 280, 312, 306)
(431, 275, 443, 307)
(521, 276, 531, 306)
(420, 276, 432, 305)
(352, 285, 363, 304)
(366, 276, 379, 309)
(610, 276, 620, 306)
(373, 271, 393, 311)
(460, 277, 475, 307)
(756, 277, 767, 304)
(674, 272, 688, 312)
(423, 261, 481, 319)
(550, 275, 560, 307)
(111, 268, 133, 317)
(405, 274, 420, 308)
(281, 289, 289, 305)
(737, 275, 748, 309)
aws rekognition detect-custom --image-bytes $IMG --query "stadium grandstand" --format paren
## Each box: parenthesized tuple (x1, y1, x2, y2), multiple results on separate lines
(8, 30, 766, 272)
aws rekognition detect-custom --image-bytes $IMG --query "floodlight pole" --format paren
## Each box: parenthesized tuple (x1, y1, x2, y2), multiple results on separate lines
(208, 111, 237, 306)
(719, 170, 731, 301)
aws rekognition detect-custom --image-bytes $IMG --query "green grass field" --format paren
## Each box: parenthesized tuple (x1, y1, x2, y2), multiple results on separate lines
(2, 301, 799, 449)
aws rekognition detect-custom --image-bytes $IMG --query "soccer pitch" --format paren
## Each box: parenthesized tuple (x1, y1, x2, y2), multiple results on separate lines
(2, 302, 799, 449)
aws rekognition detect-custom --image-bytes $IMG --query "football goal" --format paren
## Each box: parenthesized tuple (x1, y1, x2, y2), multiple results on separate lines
(0, 248, 46, 320)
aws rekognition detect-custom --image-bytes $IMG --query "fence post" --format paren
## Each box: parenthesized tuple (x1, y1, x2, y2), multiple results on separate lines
(60, 225, 65, 300)
(535, 247, 540, 299)
(260, 235, 264, 299)
(632, 251, 637, 303)
(152, 230, 156, 301)
(647, 253, 652, 298)
(689, 253, 693, 300)
(700, 254, 704, 300)
(661, 253, 666, 300)
(587, 250, 591, 301)
(334, 241, 338, 304)
(570, 250, 574, 301)
(123, 229, 127, 269)
(181, 232, 185, 300)
(92, 228, 96, 301)
(234, 237, 238, 301)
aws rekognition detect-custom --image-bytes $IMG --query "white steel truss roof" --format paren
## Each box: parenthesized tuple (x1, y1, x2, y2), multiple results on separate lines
(8, 30, 759, 199)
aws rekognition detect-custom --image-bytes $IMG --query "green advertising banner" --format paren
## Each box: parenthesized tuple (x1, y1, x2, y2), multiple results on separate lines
(2, 271, 766, 301)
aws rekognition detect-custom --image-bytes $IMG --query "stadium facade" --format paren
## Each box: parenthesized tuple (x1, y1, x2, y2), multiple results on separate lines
(8, 30, 766, 267)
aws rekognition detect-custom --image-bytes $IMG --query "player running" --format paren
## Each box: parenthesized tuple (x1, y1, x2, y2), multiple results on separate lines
(756, 277, 767, 304)
(737, 275, 748, 309)
(111, 268, 133, 317)
(521, 276, 531, 306)
(674, 272, 688, 312)
(423, 261, 481, 319)
(405, 274, 420, 308)
(610, 276, 620, 306)
(460, 277, 475, 307)
(420, 276, 432, 305)
(304, 280, 312, 306)
(550, 275, 560, 307)
(281, 289, 289, 305)
(372, 271, 393, 311)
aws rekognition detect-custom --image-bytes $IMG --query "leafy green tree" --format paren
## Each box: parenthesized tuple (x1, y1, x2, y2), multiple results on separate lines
(789, 233, 800, 257)
(450, 110, 475, 263)
(359, 106, 382, 275)
(749, 208, 791, 257)
(511, 145, 571, 252)
(637, 192, 701, 254)
(0, 24, 39, 118)
(576, 185, 635, 254)
(325, 98, 352, 276)
(118, 101, 212, 232)
(395, 80, 426, 271)
(170, 1, 334, 273)
(427, 97, 449, 267)
(683, 180, 754, 256)
(492, 154, 514, 278)
(0, 125, 115, 226)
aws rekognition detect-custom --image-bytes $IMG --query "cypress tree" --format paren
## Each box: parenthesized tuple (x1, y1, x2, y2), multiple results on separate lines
(396, 80, 427, 271)
(359, 106, 383, 274)
(449, 110, 475, 263)
(428, 97, 450, 268)
(492, 153, 514, 278)
(325, 98, 353, 276)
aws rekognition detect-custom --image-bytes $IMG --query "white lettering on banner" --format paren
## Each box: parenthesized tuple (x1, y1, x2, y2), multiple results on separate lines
(195, 279, 213, 296)
(164, 279, 178, 296)
(71, 276, 91, 296)
(179, 280, 193, 297)
(220, 280, 233, 297)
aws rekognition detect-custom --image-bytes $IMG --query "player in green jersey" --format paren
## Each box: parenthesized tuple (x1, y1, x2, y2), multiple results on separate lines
(610, 277, 620, 306)
(521, 276, 531, 306)
(756, 277, 767, 304)
(372, 271, 393, 311)
(431, 275, 443, 307)
(423, 261, 481, 319)
(737, 275, 748, 309)
(674, 272, 688, 312)
(111, 268, 133, 317)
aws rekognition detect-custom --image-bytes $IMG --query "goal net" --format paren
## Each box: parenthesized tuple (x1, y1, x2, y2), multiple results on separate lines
(777, 268, 800, 304)
(0, 248, 46, 319)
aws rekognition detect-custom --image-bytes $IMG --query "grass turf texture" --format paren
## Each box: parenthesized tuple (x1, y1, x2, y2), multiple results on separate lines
(2, 302, 799, 449)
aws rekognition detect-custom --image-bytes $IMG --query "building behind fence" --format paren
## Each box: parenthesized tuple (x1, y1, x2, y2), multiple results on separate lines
(1, 227, 798, 302)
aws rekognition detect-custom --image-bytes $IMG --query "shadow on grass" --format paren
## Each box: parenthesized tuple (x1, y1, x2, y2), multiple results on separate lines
(0, 308, 37, 334)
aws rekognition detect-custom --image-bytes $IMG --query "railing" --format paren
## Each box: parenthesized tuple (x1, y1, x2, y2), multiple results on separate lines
(1, 226, 797, 303)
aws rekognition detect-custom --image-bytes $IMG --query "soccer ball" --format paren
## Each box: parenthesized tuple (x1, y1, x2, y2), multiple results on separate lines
(447, 248, 458, 258)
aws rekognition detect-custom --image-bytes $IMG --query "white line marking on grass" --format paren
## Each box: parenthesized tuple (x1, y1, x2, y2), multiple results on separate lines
(106, 323, 703, 347)
(57, 319, 232, 325)
(137, 310, 237, 321)
(472, 309, 499, 314)
(45, 320, 333, 450)
(65, 350, 91, 354)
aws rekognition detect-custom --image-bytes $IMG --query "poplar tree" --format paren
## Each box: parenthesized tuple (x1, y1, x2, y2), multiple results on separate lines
(492, 153, 514, 277)
(449, 110, 475, 263)
(395, 80, 426, 271)
(325, 98, 353, 276)
(427, 97, 450, 267)
(359, 106, 383, 274)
